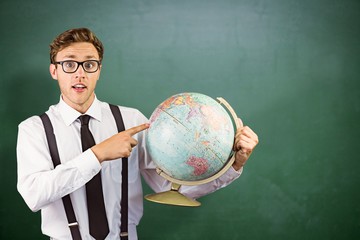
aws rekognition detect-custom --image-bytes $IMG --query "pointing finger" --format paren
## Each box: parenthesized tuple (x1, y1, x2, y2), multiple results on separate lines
(126, 123, 150, 136)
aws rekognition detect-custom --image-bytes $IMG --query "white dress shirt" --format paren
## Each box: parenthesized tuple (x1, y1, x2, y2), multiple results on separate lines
(17, 96, 242, 240)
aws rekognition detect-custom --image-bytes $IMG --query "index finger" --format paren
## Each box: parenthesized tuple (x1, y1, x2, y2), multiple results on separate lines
(126, 123, 150, 136)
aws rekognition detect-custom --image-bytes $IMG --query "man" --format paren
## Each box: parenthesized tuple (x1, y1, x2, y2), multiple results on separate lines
(17, 28, 259, 240)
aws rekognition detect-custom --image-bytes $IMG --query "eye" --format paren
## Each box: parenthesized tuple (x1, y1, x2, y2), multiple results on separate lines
(64, 61, 76, 69)
(84, 61, 94, 69)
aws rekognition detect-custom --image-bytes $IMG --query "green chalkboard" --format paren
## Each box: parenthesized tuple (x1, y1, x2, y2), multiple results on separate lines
(1, 0, 359, 239)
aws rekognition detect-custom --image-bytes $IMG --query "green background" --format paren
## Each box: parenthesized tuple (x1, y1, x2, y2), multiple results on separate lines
(1, 0, 359, 239)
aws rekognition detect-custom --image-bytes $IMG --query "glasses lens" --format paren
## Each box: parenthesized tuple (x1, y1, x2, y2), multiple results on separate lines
(62, 61, 78, 73)
(83, 61, 99, 73)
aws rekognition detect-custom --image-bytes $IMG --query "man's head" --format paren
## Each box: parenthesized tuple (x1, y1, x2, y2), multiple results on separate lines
(50, 28, 104, 64)
(49, 28, 104, 113)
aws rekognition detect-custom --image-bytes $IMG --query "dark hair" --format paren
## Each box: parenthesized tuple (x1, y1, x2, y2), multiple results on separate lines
(49, 28, 104, 63)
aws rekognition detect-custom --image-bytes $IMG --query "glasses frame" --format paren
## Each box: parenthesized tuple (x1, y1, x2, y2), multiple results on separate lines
(54, 60, 101, 73)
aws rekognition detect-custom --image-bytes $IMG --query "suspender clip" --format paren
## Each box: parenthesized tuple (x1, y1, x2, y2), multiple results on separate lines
(68, 222, 79, 228)
(120, 232, 129, 237)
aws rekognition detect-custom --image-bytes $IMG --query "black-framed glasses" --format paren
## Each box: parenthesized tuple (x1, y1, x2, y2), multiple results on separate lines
(54, 60, 101, 73)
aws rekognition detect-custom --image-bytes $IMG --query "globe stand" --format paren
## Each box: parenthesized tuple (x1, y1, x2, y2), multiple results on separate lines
(145, 183, 201, 207)
(145, 96, 240, 207)
(145, 153, 237, 207)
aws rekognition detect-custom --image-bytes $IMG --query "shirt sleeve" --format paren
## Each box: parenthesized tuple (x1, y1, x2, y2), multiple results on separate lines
(141, 157, 242, 200)
(16, 116, 101, 212)
(179, 166, 242, 199)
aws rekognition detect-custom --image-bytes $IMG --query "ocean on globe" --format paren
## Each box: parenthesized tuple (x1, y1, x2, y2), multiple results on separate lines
(145, 92, 235, 182)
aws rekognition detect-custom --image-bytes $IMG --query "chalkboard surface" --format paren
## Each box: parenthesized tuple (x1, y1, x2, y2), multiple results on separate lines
(1, 0, 359, 239)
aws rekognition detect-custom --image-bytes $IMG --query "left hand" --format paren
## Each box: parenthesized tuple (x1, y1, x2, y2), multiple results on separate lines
(232, 118, 259, 171)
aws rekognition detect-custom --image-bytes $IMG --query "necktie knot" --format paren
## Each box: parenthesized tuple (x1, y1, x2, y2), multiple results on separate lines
(79, 115, 90, 126)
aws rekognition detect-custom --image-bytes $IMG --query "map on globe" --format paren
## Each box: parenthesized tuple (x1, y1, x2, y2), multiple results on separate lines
(146, 92, 235, 182)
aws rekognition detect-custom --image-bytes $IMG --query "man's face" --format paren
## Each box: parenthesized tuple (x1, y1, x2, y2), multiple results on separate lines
(49, 42, 101, 113)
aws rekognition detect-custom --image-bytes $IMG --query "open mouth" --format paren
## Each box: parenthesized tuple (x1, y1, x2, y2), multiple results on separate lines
(72, 84, 87, 90)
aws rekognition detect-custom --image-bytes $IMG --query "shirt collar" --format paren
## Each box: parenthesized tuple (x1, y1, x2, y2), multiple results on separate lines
(59, 95, 102, 126)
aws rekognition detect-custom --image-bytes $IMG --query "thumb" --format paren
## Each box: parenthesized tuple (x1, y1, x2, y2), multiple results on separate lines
(236, 118, 244, 128)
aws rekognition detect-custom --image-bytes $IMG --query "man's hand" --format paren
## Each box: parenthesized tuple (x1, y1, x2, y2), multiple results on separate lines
(91, 123, 150, 163)
(232, 118, 259, 171)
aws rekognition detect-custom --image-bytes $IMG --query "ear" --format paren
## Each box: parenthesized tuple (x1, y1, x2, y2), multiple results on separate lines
(49, 64, 58, 80)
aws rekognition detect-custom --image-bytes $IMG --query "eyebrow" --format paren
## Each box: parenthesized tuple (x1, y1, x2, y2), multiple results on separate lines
(63, 54, 98, 59)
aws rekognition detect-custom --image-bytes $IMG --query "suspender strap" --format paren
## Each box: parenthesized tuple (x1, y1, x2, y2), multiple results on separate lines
(40, 113, 82, 240)
(40, 104, 129, 240)
(109, 104, 129, 240)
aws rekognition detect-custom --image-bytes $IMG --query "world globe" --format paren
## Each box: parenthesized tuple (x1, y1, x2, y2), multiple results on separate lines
(145, 93, 239, 206)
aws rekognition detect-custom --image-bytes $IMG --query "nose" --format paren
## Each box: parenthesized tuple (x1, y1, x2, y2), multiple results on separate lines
(74, 63, 86, 79)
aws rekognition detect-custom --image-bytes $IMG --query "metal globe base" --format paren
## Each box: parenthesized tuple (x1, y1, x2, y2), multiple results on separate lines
(145, 183, 201, 207)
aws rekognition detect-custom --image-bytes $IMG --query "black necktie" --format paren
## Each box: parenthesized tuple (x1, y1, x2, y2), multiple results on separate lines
(79, 115, 109, 240)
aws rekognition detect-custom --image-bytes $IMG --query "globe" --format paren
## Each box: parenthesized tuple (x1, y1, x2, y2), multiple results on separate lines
(145, 92, 239, 206)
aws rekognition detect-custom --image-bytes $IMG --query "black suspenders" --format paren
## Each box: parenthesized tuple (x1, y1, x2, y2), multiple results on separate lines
(40, 104, 128, 240)
(40, 113, 82, 240)
(109, 104, 129, 240)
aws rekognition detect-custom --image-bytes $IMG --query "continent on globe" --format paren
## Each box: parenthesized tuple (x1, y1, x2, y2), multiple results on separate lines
(186, 156, 209, 176)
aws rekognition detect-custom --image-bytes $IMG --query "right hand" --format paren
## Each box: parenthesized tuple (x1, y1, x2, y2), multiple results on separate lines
(91, 123, 150, 162)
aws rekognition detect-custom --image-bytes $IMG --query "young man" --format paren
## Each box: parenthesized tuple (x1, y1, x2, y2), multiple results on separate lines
(17, 28, 259, 240)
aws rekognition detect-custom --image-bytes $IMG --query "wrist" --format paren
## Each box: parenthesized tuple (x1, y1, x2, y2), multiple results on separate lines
(232, 161, 244, 171)
(232, 151, 248, 171)
(91, 145, 105, 163)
